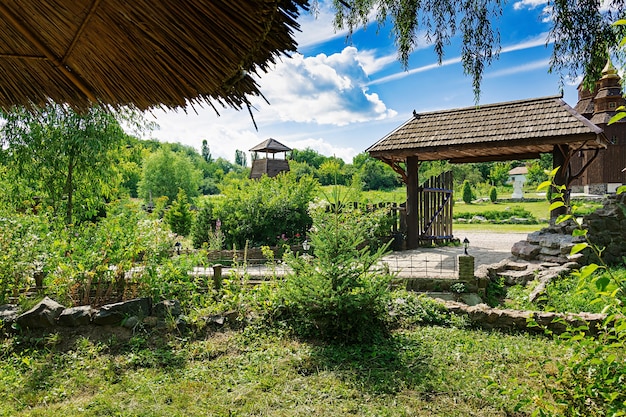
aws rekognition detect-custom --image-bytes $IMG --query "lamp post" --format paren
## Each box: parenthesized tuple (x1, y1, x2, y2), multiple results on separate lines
(463, 237, 470, 255)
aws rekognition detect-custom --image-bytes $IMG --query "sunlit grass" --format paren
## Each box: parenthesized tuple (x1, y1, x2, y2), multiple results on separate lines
(0, 326, 576, 416)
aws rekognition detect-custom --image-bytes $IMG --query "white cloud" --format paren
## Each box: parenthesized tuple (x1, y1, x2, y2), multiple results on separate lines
(355, 49, 398, 75)
(251, 47, 397, 126)
(368, 33, 553, 86)
(368, 56, 463, 86)
(295, 5, 349, 49)
(289, 137, 358, 162)
(484, 58, 550, 78)
(513, 0, 548, 11)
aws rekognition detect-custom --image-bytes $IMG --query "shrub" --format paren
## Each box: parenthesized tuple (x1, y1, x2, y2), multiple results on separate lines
(462, 180, 473, 204)
(191, 200, 214, 248)
(212, 172, 318, 248)
(453, 206, 537, 223)
(279, 187, 393, 344)
(165, 188, 193, 236)
(489, 186, 498, 203)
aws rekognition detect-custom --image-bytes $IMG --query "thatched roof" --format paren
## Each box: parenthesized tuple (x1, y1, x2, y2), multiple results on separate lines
(249, 138, 291, 153)
(367, 96, 609, 164)
(0, 0, 307, 112)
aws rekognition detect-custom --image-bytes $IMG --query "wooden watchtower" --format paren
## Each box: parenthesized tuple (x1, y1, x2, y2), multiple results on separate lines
(249, 138, 291, 179)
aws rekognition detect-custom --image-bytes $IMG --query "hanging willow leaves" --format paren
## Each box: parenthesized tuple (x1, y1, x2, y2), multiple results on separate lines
(322, 0, 626, 101)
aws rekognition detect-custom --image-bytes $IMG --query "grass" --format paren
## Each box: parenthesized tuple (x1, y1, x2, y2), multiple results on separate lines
(0, 325, 575, 416)
(454, 223, 546, 233)
(453, 200, 551, 221)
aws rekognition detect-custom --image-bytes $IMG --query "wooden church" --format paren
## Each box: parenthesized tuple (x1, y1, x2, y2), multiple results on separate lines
(249, 138, 291, 179)
(571, 59, 626, 194)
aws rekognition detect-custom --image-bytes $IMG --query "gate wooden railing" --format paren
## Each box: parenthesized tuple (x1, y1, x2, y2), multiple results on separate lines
(418, 171, 454, 244)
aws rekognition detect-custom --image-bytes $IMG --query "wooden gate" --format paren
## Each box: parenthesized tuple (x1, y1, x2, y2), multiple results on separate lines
(418, 171, 453, 244)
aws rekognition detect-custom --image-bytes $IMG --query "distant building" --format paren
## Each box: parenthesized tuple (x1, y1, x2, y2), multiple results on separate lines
(249, 138, 291, 179)
(571, 59, 626, 194)
(508, 166, 528, 199)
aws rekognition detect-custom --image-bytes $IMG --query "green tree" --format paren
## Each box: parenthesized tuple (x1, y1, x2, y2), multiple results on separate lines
(165, 188, 194, 236)
(488, 162, 512, 186)
(462, 180, 474, 204)
(214, 172, 318, 247)
(191, 200, 214, 248)
(353, 152, 400, 190)
(317, 158, 346, 185)
(324, 0, 626, 100)
(201, 139, 213, 163)
(138, 146, 201, 202)
(234, 149, 247, 167)
(280, 187, 393, 343)
(489, 186, 498, 203)
(290, 147, 328, 169)
(0, 104, 126, 224)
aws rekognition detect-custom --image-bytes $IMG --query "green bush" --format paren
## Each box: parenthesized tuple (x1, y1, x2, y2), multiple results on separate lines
(489, 186, 498, 203)
(462, 180, 473, 204)
(165, 188, 193, 236)
(211, 172, 318, 248)
(454, 206, 537, 223)
(387, 290, 467, 327)
(279, 187, 393, 344)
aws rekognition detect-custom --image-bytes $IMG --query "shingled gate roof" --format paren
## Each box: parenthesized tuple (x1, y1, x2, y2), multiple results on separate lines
(0, 0, 306, 112)
(367, 96, 609, 164)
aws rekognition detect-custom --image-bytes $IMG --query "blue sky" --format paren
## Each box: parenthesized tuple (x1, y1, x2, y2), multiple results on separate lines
(144, 0, 582, 163)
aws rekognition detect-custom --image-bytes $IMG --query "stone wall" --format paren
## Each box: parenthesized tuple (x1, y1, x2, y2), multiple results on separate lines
(442, 300, 606, 335)
(511, 193, 626, 266)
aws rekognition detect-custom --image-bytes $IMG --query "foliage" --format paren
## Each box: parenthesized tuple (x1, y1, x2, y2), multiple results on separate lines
(191, 201, 214, 248)
(164, 188, 194, 237)
(137, 146, 202, 203)
(290, 147, 328, 169)
(526, 154, 552, 186)
(489, 186, 498, 203)
(279, 186, 393, 344)
(352, 152, 401, 191)
(234, 149, 247, 167)
(211, 172, 318, 248)
(323, 0, 626, 100)
(0, 104, 127, 224)
(488, 162, 512, 187)
(317, 158, 347, 185)
(461, 180, 474, 204)
(0, 210, 60, 304)
(201, 139, 212, 163)
(454, 206, 537, 223)
(533, 168, 626, 416)
(387, 290, 468, 328)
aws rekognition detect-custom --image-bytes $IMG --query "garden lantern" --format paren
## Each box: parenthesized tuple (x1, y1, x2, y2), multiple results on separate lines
(302, 240, 310, 253)
(463, 237, 470, 255)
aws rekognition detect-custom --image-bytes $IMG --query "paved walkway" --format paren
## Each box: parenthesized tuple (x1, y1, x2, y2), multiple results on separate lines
(384, 232, 527, 278)
(192, 232, 529, 280)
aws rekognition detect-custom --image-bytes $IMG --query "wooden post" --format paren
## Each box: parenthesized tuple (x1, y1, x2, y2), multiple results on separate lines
(406, 156, 419, 249)
(212, 264, 223, 290)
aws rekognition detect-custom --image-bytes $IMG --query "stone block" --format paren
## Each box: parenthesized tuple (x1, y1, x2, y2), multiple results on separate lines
(92, 297, 151, 326)
(57, 306, 95, 327)
(16, 297, 65, 328)
(511, 241, 541, 260)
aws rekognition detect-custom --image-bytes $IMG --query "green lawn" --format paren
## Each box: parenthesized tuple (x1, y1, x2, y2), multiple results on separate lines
(0, 325, 572, 416)
(453, 223, 547, 233)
